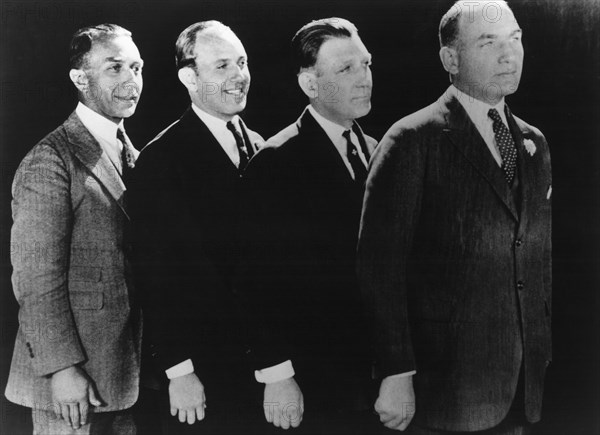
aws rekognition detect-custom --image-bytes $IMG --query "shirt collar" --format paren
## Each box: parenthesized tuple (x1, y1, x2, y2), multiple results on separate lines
(75, 102, 124, 147)
(449, 85, 507, 127)
(306, 105, 349, 146)
(191, 103, 240, 133)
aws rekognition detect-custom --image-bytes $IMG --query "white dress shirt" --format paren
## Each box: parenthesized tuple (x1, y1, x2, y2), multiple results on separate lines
(75, 102, 124, 173)
(448, 84, 510, 167)
(307, 105, 369, 179)
(191, 103, 245, 167)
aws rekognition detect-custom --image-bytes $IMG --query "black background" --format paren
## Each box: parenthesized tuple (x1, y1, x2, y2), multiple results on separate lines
(1, 0, 599, 433)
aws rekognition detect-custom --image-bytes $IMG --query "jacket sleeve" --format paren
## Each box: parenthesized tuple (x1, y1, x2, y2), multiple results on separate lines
(357, 125, 425, 379)
(10, 141, 86, 376)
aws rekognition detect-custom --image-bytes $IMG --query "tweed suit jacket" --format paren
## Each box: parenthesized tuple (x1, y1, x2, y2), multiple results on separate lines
(5, 111, 142, 412)
(357, 89, 552, 431)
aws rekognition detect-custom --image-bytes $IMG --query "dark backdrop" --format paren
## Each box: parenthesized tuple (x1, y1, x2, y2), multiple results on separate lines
(1, 0, 598, 433)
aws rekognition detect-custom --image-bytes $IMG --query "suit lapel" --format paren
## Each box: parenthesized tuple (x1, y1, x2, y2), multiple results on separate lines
(64, 112, 130, 219)
(441, 94, 519, 221)
(299, 110, 356, 186)
(505, 105, 530, 230)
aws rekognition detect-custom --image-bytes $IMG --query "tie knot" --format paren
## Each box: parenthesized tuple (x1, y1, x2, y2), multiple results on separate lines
(226, 121, 239, 135)
(488, 108, 502, 123)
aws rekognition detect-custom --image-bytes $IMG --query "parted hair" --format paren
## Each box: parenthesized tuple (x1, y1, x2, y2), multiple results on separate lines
(69, 23, 132, 69)
(291, 17, 358, 73)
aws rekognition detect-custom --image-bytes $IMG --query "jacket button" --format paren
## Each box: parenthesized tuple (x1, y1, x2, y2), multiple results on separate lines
(515, 239, 523, 247)
(517, 281, 525, 290)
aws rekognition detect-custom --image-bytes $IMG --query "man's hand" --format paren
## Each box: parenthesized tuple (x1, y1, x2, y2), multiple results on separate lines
(50, 365, 102, 430)
(263, 377, 304, 429)
(168, 373, 206, 425)
(374, 375, 416, 431)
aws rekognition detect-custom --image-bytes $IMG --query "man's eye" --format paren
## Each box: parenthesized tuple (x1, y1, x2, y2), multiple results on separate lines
(217, 64, 227, 70)
(339, 66, 351, 73)
(111, 64, 122, 72)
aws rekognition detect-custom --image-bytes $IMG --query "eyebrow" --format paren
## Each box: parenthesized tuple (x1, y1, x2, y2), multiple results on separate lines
(105, 56, 144, 65)
(477, 28, 522, 41)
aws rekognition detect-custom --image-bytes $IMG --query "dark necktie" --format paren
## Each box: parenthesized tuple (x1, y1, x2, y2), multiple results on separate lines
(343, 129, 367, 185)
(226, 121, 249, 171)
(488, 108, 517, 184)
(117, 127, 135, 182)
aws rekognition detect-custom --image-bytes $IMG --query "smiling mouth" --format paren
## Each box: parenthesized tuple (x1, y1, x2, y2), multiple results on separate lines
(115, 95, 139, 103)
(223, 88, 246, 96)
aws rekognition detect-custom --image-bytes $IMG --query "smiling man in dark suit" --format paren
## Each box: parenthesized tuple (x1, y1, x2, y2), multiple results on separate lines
(357, 2, 552, 434)
(128, 20, 264, 434)
(5, 24, 143, 434)
(242, 17, 378, 434)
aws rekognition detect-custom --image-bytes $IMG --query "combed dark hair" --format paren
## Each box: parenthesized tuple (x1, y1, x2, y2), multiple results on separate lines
(439, 0, 511, 47)
(291, 17, 357, 73)
(175, 20, 233, 70)
(69, 23, 132, 69)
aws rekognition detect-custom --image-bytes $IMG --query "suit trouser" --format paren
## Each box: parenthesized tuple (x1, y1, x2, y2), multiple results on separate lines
(31, 408, 135, 435)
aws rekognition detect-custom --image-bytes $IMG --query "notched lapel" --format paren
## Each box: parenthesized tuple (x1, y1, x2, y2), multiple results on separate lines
(65, 112, 129, 220)
(505, 106, 535, 232)
(442, 95, 519, 221)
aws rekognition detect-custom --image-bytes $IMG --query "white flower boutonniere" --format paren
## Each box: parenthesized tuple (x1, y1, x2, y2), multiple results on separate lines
(523, 139, 537, 156)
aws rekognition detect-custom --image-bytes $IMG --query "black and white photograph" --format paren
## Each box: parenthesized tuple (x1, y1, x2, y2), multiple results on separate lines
(1, 0, 598, 434)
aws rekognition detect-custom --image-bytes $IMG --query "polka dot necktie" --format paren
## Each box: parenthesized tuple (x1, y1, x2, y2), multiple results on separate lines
(488, 108, 517, 185)
(342, 129, 367, 185)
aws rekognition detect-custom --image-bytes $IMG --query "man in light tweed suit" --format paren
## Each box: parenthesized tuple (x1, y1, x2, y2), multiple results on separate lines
(5, 24, 143, 434)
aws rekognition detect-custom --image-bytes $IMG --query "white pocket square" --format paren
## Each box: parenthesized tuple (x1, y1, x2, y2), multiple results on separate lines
(546, 185, 552, 200)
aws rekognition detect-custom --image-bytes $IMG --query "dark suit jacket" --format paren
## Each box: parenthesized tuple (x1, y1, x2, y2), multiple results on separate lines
(357, 89, 552, 431)
(6, 112, 141, 412)
(128, 108, 263, 386)
(241, 108, 377, 411)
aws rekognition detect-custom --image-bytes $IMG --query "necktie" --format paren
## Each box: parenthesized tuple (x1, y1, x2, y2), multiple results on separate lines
(488, 108, 517, 184)
(226, 121, 249, 171)
(117, 127, 135, 182)
(343, 130, 367, 185)
(352, 123, 371, 161)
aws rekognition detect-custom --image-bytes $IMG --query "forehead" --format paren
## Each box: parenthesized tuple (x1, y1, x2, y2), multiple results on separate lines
(87, 36, 141, 64)
(458, 4, 519, 41)
(192, 28, 246, 61)
(315, 34, 369, 66)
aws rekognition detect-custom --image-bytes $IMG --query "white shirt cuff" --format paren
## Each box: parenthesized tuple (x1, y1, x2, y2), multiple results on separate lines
(255, 360, 295, 384)
(165, 359, 194, 379)
(386, 370, 416, 379)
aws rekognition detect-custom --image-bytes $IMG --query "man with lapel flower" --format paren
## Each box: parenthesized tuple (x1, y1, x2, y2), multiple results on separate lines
(128, 21, 264, 434)
(5, 24, 143, 434)
(358, 2, 552, 434)
(241, 17, 379, 434)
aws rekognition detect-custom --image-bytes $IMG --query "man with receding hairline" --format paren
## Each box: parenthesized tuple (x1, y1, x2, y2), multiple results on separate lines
(5, 23, 143, 434)
(358, 2, 551, 434)
(129, 20, 265, 434)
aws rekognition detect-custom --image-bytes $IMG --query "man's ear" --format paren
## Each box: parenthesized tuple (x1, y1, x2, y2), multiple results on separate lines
(69, 69, 88, 92)
(439, 46, 459, 75)
(177, 67, 198, 93)
(298, 71, 318, 99)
